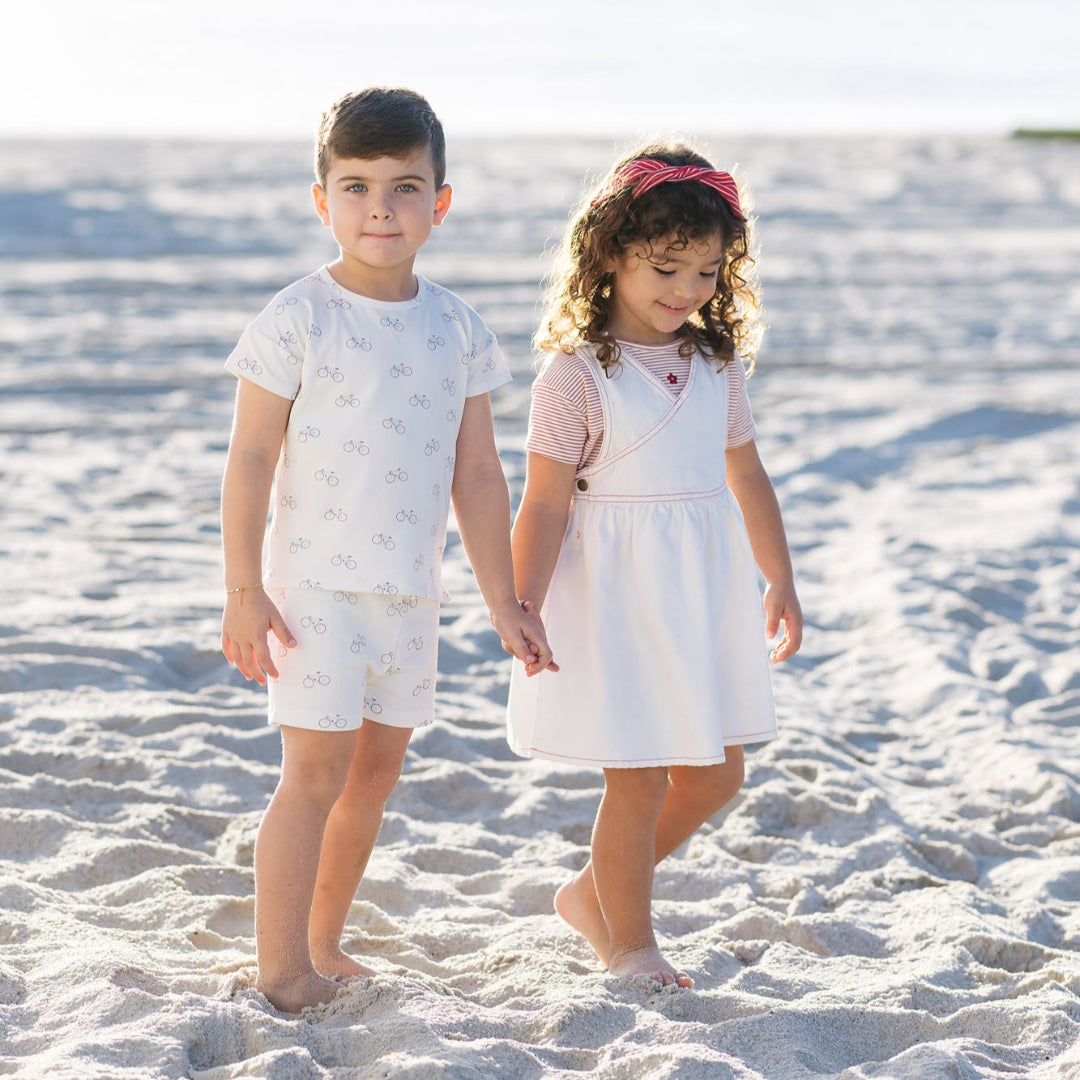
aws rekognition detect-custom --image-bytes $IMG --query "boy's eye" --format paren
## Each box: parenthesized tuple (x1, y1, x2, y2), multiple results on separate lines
(396, 183, 418, 193)
(653, 268, 675, 277)
(345, 183, 367, 193)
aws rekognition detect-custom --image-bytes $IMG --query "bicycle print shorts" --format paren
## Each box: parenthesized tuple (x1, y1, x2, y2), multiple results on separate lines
(266, 587, 440, 731)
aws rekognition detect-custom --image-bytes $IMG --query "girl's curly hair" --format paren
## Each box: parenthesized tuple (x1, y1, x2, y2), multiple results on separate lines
(535, 142, 762, 374)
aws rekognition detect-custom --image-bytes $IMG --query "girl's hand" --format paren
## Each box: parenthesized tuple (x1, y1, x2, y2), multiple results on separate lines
(764, 580, 803, 663)
(493, 599, 559, 677)
(221, 588, 297, 685)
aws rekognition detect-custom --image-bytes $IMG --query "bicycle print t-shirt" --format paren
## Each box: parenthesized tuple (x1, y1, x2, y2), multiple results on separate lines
(225, 267, 511, 600)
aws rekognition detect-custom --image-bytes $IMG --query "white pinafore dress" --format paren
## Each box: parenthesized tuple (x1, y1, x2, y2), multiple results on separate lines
(507, 348, 777, 767)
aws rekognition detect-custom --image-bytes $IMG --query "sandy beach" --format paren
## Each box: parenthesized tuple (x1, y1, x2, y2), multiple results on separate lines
(1, 134, 1079, 1078)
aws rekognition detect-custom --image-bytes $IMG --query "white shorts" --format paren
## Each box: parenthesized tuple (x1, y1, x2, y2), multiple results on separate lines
(266, 588, 439, 731)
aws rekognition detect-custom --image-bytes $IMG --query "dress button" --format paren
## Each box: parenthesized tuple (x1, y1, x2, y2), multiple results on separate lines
(576, 478, 589, 491)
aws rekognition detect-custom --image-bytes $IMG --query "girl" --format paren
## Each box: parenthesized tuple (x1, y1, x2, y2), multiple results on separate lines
(506, 144, 802, 988)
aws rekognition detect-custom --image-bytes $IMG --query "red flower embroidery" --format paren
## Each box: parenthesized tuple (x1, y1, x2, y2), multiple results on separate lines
(666, 372, 678, 385)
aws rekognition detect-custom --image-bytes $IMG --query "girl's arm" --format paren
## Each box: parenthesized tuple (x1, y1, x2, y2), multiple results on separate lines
(451, 394, 556, 675)
(726, 439, 803, 663)
(511, 452, 577, 611)
(220, 378, 296, 684)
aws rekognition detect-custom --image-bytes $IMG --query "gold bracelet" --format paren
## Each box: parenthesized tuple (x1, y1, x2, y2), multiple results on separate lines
(226, 582, 264, 595)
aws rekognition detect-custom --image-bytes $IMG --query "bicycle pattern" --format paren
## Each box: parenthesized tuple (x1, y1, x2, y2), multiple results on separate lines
(334, 590, 360, 604)
(300, 615, 327, 635)
(318, 714, 348, 729)
(411, 677, 433, 697)
(243, 271, 509, 597)
(302, 671, 331, 688)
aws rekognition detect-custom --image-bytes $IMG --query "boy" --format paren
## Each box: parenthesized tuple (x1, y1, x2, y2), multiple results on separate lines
(220, 87, 554, 1013)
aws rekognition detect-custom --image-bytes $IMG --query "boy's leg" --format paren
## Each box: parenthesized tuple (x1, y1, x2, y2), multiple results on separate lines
(309, 718, 413, 977)
(557, 748, 745, 970)
(254, 725, 356, 1012)
(590, 765, 696, 986)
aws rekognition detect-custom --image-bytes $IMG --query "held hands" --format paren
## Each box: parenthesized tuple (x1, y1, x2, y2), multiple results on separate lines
(764, 579, 803, 664)
(221, 586, 297, 685)
(493, 599, 559, 677)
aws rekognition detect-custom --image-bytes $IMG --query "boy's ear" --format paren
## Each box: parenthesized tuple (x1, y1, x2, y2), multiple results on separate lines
(312, 183, 330, 226)
(432, 184, 452, 226)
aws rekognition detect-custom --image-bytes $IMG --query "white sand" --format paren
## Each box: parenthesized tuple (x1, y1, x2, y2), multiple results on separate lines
(1, 135, 1079, 1078)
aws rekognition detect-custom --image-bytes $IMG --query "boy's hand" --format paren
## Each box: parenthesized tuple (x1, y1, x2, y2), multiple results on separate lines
(493, 599, 558, 677)
(764, 580, 803, 663)
(221, 588, 297, 685)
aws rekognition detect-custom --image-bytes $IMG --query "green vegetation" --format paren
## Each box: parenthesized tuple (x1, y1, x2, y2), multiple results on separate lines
(1012, 129, 1080, 141)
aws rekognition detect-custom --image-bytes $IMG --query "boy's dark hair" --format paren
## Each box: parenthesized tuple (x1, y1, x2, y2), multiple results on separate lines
(315, 88, 446, 188)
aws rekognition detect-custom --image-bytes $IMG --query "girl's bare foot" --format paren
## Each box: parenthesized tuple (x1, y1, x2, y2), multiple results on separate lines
(608, 944, 694, 989)
(257, 970, 343, 1013)
(311, 945, 377, 979)
(554, 873, 611, 967)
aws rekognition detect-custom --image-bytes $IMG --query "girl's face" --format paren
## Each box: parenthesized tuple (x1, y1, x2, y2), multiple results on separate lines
(605, 232, 724, 345)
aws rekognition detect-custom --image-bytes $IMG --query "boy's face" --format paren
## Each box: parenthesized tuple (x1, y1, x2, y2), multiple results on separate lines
(312, 146, 451, 295)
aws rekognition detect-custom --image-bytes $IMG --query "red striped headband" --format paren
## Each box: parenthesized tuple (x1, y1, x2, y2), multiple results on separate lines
(592, 157, 746, 221)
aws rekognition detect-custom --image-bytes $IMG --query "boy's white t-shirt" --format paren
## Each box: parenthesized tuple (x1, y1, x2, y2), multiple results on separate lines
(225, 267, 511, 601)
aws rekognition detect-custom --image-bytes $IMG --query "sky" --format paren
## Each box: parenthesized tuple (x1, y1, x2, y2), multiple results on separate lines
(2, 0, 1078, 139)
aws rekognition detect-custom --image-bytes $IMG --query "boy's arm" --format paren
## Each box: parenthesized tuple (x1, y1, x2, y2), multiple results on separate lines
(510, 452, 576, 610)
(221, 378, 296, 684)
(451, 394, 557, 675)
(725, 439, 803, 663)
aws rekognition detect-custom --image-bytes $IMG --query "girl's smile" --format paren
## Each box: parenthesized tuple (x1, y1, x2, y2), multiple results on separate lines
(605, 233, 724, 345)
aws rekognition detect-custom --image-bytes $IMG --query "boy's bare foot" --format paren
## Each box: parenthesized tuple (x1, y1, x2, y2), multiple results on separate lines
(608, 944, 694, 989)
(555, 873, 611, 967)
(311, 945, 378, 979)
(257, 970, 343, 1013)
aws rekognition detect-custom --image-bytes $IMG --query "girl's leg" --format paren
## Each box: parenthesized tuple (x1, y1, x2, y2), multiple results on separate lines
(308, 719, 413, 977)
(254, 726, 356, 1012)
(590, 765, 693, 986)
(557, 747, 745, 970)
